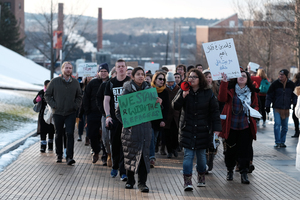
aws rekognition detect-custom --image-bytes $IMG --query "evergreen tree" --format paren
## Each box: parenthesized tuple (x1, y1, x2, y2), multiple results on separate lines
(0, 3, 24, 55)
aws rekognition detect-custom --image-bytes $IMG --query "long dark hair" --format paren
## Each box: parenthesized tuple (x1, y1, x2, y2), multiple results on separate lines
(184, 68, 207, 89)
(229, 71, 256, 92)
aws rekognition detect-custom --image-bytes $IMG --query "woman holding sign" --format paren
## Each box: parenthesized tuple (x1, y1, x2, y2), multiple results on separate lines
(116, 67, 161, 193)
(172, 68, 221, 191)
(218, 71, 258, 184)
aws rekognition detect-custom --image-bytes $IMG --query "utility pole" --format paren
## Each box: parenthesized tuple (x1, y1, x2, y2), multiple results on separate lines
(172, 22, 176, 65)
(178, 25, 181, 65)
(50, 0, 54, 79)
(165, 31, 169, 65)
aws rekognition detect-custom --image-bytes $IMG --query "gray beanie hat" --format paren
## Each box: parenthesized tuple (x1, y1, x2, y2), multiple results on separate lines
(166, 72, 175, 82)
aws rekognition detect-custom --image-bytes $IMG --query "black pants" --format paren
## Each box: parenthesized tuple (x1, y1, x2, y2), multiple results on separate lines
(126, 154, 147, 186)
(165, 119, 179, 154)
(87, 113, 102, 154)
(293, 109, 299, 134)
(225, 128, 253, 173)
(53, 113, 76, 159)
(40, 123, 55, 141)
(110, 119, 126, 175)
(259, 96, 266, 122)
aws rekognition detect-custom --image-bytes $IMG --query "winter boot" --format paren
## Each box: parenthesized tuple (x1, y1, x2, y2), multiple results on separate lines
(183, 174, 193, 191)
(292, 129, 299, 138)
(241, 171, 250, 184)
(160, 145, 167, 155)
(40, 144, 46, 153)
(48, 142, 53, 151)
(226, 168, 234, 181)
(197, 172, 206, 187)
(208, 153, 215, 171)
(107, 153, 112, 167)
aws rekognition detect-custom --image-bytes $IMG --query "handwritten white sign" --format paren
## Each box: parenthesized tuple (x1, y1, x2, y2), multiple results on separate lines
(247, 62, 260, 72)
(77, 63, 98, 78)
(144, 62, 159, 73)
(202, 38, 241, 80)
(162, 65, 176, 73)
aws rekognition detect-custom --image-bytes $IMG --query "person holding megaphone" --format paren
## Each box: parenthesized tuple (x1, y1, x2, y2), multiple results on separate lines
(172, 68, 221, 191)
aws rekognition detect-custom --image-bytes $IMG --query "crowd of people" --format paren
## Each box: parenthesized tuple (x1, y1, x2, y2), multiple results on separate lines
(33, 60, 300, 192)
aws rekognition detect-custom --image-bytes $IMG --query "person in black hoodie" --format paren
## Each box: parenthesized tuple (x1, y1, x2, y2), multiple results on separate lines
(33, 80, 55, 152)
(83, 63, 109, 164)
(149, 72, 169, 167)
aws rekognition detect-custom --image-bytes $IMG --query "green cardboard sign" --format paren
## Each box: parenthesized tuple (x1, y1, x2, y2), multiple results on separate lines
(117, 87, 163, 128)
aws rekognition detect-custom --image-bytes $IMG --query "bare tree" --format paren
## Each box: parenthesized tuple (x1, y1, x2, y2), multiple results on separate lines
(26, 0, 92, 79)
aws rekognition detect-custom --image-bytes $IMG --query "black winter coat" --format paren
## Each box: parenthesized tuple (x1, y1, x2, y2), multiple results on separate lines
(116, 80, 152, 174)
(265, 79, 297, 109)
(83, 78, 103, 115)
(172, 88, 222, 150)
(151, 89, 169, 131)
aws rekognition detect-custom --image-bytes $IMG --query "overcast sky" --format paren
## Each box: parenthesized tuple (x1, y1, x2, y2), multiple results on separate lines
(25, 0, 239, 20)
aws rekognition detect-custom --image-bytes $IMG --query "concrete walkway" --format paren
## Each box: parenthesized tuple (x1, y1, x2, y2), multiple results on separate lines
(0, 124, 299, 200)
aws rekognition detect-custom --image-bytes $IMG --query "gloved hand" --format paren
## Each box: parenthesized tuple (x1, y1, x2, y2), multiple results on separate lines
(265, 107, 270, 113)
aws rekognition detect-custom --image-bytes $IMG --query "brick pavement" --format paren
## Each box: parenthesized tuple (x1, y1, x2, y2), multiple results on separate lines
(0, 126, 300, 200)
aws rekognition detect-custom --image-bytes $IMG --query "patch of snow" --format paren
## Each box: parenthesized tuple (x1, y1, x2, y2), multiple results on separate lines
(0, 136, 39, 172)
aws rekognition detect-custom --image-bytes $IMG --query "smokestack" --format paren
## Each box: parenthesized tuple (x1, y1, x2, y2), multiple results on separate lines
(58, 3, 64, 32)
(97, 8, 103, 51)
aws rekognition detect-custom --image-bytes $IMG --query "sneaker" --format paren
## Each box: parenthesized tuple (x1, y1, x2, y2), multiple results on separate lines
(150, 159, 155, 168)
(274, 144, 280, 148)
(138, 184, 149, 193)
(125, 184, 133, 189)
(167, 153, 172, 158)
(111, 169, 118, 178)
(184, 185, 193, 191)
(280, 143, 287, 148)
(77, 135, 82, 141)
(120, 174, 128, 181)
(56, 155, 62, 163)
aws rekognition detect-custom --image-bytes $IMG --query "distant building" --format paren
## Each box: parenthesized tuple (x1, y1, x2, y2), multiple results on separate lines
(0, 0, 25, 40)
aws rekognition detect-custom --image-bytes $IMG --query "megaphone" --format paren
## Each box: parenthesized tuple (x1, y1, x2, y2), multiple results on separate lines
(181, 81, 191, 91)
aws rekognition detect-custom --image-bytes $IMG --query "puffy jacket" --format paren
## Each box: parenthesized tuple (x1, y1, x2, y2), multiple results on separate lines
(265, 79, 296, 109)
(116, 80, 152, 173)
(83, 78, 103, 115)
(45, 76, 82, 116)
(172, 88, 221, 150)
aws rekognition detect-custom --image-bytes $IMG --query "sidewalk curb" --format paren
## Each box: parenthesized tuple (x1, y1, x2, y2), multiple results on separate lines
(0, 130, 38, 157)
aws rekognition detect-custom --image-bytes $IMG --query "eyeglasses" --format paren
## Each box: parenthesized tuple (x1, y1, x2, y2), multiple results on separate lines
(158, 78, 165, 81)
(188, 76, 199, 79)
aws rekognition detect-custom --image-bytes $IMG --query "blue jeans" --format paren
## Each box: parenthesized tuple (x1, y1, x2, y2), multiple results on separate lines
(273, 108, 289, 144)
(149, 129, 160, 160)
(53, 113, 76, 159)
(183, 148, 206, 175)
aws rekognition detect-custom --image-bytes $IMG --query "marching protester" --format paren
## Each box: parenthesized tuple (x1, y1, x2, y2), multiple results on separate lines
(116, 67, 156, 193)
(33, 80, 55, 153)
(176, 64, 187, 84)
(164, 72, 180, 158)
(292, 72, 300, 138)
(174, 73, 182, 85)
(218, 71, 258, 184)
(45, 62, 82, 165)
(250, 69, 270, 127)
(265, 69, 297, 148)
(104, 59, 130, 180)
(172, 68, 221, 191)
(83, 63, 109, 165)
(149, 71, 169, 167)
(202, 69, 221, 172)
(195, 64, 203, 72)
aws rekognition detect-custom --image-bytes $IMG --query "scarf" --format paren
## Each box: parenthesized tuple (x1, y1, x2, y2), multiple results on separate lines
(166, 82, 176, 90)
(235, 84, 251, 119)
(151, 83, 166, 93)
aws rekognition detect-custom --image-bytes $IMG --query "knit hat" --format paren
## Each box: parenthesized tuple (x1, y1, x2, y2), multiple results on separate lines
(279, 69, 289, 77)
(166, 72, 175, 82)
(202, 69, 210, 74)
(98, 63, 109, 73)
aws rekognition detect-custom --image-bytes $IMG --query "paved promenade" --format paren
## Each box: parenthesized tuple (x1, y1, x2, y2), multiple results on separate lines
(0, 124, 300, 200)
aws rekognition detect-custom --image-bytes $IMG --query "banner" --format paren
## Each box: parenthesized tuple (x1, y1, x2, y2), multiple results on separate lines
(77, 63, 98, 78)
(202, 38, 241, 80)
(117, 88, 162, 128)
(53, 31, 63, 49)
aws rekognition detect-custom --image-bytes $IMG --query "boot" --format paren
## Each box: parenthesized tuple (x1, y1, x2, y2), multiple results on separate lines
(48, 142, 53, 151)
(160, 145, 167, 155)
(92, 153, 99, 164)
(292, 130, 299, 138)
(107, 153, 112, 167)
(226, 170, 233, 181)
(241, 172, 250, 184)
(248, 161, 255, 173)
(85, 137, 90, 146)
(40, 144, 46, 153)
(208, 153, 215, 171)
(183, 174, 193, 191)
(197, 172, 206, 187)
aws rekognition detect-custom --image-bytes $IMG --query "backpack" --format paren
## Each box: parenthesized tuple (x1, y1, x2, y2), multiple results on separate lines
(259, 79, 270, 94)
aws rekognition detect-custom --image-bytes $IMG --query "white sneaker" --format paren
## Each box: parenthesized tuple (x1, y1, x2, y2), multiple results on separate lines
(197, 182, 206, 187)
(184, 185, 193, 191)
